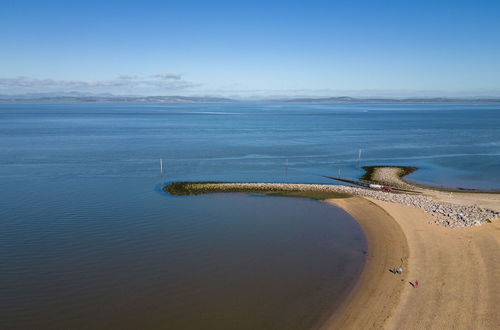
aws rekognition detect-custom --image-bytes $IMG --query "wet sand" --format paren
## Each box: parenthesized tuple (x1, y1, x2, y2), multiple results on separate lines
(321, 197, 409, 329)
(324, 196, 500, 329)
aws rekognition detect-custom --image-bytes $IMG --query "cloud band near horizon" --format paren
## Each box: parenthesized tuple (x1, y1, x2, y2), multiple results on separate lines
(0, 73, 199, 95)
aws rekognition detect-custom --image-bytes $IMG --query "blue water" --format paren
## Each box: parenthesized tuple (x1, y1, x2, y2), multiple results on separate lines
(1, 102, 498, 189)
(1, 102, 499, 329)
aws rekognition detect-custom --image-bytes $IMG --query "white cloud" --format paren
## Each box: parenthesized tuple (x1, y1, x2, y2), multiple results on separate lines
(117, 74, 137, 80)
(0, 74, 200, 95)
(152, 72, 182, 80)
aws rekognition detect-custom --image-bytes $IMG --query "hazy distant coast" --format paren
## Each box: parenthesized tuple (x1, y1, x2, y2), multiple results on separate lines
(1, 95, 500, 103)
(0, 95, 235, 103)
(281, 96, 500, 103)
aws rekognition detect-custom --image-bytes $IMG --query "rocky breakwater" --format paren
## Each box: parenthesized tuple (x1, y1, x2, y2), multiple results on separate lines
(166, 182, 499, 228)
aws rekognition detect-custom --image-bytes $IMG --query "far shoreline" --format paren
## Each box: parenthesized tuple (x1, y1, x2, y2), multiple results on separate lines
(2, 96, 500, 103)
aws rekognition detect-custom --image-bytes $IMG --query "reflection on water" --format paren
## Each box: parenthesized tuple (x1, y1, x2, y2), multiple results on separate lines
(0, 177, 365, 329)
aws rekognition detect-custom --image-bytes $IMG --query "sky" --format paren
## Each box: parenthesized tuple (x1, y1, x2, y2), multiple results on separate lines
(1, 0, 500, 98)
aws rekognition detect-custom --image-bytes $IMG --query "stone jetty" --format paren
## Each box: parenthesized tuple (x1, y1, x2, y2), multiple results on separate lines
(166, 182, 499, 228)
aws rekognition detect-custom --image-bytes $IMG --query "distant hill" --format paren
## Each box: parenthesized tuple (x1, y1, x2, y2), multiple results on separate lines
(0, 95, 236, 103)
(1, 95, 500, 103)
(280, 96, 500, 103)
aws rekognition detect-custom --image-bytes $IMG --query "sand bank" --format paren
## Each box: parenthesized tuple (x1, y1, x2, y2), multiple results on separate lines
(325, 196, 500, 329)
(326, 165, 500, 328)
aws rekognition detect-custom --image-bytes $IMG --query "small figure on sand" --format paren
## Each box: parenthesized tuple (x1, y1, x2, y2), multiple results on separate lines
(410, 280, 420, 288)
(390, 258, 404, 275)
(390, 266, 403, 274)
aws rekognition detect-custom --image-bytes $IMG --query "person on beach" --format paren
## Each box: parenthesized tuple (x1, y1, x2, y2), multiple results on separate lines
(390, 258, 404, 274)
(396, 258, 404, 274)
(415, 280, 419, 288)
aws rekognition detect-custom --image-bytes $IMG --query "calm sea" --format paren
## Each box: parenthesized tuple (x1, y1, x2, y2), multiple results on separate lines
(1, 102, 499, 329)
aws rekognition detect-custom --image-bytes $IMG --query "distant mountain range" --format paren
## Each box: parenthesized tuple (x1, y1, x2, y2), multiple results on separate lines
(0, 95, 235, 103)
(280, 96, 500, 103)
(1, 95, 499, 103)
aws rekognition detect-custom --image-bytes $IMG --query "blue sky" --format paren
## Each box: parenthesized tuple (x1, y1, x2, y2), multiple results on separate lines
(1, 0, 500, 97)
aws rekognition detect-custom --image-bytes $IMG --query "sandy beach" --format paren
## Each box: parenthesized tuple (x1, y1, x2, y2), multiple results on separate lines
(323, 168, 500, 328)
(321, 197, 409, 329)
(324, 196, 500, 329)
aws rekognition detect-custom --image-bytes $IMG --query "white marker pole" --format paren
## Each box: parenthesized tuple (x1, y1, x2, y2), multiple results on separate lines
(160, 158, 163, 177)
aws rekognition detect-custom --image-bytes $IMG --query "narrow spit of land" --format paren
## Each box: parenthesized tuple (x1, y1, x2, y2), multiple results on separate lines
(166, 177, 499, 228)
(165, 167, 500, 329)
(363, 165, 500, 214)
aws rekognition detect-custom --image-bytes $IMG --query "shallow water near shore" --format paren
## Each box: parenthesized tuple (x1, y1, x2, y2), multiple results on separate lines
(0, 176, 365, 329)
(0, 102, 498, 328)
